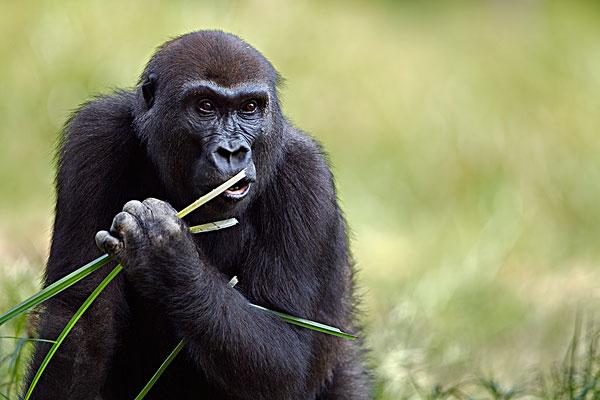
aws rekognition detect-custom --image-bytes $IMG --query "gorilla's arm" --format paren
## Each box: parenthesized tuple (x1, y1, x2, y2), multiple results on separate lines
(25, 92, 145, 399)
(96, 134, 351, 399)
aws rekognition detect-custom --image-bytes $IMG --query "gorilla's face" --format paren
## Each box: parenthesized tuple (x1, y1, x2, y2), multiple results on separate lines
(144, 79, 271, 214)
(134, 33, 282, 216)
(179, 80, 267, 200)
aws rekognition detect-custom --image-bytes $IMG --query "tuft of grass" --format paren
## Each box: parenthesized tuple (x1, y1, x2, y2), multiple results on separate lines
(382, 319, 600, 400)
(534, 319, 600, 399)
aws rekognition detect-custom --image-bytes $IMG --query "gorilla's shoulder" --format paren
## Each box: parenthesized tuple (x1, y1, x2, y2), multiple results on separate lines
(285, 128, 333, 179)
(278, 128, 337, 208)
(57, 90, 140, 186)
(61, 90, 137, 155)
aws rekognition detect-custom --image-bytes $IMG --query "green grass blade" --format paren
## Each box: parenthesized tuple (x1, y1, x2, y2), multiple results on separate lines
(6, 337, 26, 396)
(249, 304, 357, 340)
(0, 254, 111, 326)
(232, 277, 354, 339)
(177, 170, 246, 218)
(189, 218, 238, 234)
(23, 264, 123, 400)
(134, 339, 186, 400)
(0, 336, 57, 344)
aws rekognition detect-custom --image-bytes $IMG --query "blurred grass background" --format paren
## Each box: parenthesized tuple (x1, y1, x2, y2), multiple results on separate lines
(1, 0, 600, 398)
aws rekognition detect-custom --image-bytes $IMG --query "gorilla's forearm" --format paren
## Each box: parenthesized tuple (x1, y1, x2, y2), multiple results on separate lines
(160, 263, 314, 398)
(122, 243, 316, 397)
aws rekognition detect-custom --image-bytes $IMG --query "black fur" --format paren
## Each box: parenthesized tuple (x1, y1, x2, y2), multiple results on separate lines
(24, 31, 370, 400)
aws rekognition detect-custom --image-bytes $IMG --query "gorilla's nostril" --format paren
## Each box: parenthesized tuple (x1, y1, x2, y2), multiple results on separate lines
(213, 143, 252, 173)
(232, 147, 248, 161)
(216, 147, 232, 161)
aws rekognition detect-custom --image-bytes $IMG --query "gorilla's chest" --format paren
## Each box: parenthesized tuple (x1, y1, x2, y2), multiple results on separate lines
(193, 228, 254, 277)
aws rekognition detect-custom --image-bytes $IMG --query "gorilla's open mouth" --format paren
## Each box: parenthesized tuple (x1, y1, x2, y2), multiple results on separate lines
(223, 179, 252, 200)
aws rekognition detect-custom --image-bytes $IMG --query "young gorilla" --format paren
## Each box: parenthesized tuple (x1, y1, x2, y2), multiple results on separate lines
(25, 31, 369, 399)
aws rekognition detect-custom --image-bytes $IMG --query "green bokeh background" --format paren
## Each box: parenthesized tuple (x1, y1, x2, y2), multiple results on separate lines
(1, 1, 600, 398)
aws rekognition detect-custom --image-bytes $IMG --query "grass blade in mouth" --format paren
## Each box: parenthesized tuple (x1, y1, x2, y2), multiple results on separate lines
(178, 170, 246, 218)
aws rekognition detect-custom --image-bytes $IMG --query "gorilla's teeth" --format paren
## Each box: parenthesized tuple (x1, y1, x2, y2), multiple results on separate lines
(224, 183, 250, 197)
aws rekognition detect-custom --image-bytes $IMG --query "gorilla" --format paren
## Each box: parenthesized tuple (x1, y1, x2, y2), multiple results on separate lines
(25, 31, 370, 399)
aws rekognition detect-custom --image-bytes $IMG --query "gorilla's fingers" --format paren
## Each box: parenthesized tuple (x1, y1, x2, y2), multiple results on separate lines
(143, 198, 186, 238)
(95, 230, 122, 255)
(143, 198, 177, 216)
(110, 211, 140, 240)
(123, 200, 145, 216)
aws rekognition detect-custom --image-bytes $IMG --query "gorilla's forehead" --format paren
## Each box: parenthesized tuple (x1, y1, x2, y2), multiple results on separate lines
(149, 31, 277, 88)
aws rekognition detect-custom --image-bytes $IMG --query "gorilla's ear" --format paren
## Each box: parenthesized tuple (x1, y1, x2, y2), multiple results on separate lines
(142, 72, 158, 109)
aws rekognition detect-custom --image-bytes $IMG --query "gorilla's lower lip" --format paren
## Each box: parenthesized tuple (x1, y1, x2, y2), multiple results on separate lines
(223, 182, 251, 200)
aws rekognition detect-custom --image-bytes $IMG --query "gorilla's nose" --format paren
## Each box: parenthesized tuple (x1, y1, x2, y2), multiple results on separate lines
(211, 141, 252, 174)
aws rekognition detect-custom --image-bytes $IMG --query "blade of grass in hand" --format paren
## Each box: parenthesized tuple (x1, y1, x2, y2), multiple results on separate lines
(189, 218, 238, 234)
(0, 201, 242, 325)
(133, 339, 185, 400)
(0, 219, 235, 326)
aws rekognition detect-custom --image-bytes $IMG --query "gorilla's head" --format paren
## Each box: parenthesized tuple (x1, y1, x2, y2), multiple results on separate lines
(133, 31, 285, 216)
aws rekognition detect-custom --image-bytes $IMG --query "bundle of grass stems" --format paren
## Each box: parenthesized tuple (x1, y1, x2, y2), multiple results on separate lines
(0, 170, 355, 399)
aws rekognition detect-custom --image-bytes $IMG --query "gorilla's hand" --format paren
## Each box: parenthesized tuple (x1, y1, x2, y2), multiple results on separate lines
(95, 198, 200, 292)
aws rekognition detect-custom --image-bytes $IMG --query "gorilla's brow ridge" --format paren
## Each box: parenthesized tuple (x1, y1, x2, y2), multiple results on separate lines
(181, 80, 271, 100)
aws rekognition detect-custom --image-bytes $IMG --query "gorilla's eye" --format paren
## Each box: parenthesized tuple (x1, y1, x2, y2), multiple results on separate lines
(241, 100, 258, 114)
(197, 99, 215, 114)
